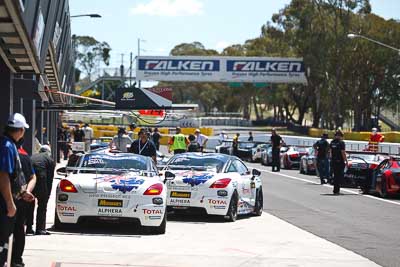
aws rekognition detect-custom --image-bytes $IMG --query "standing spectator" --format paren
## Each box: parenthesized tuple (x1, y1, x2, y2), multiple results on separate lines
(14, 139, 36, 266)
(313, 133, 330, 184)
(29, 145, 55, 235)
(271, 128, 284, 172)
(110, 127, 133, 152)
(232, 133, 240, 157)
(248, 131, 254, 142)
(187, 134, 201, 152)
(194, 129, 208, 152)
(218, 130, 228, 143)
(33, 128, 41, 155)
(368, 127, 384, 152)
(72, 124, 84, 142)
(0, 113, 34, 266)
(168, 127, 189, 155)
(129, 129, 157, 163)
(82, 123, 94, 152)
(127, 123, 137, 140)
(329, 130, 348, 195)
(152, 128, 161, 151)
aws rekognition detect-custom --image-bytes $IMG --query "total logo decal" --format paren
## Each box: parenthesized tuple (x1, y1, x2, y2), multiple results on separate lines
(57, 205, 77, 212)
(141, 59, 220, 72)
(208, 199, 227, 210)
(227, 60, 304, 73)
(142, 209, 163, 215)
(95, 176, 144, 193)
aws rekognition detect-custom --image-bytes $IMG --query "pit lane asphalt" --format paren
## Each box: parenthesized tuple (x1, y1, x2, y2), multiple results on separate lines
(247, 162, 400, 267)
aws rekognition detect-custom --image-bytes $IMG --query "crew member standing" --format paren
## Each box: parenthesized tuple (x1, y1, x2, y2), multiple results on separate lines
(129, 129, 157, 163)
(110, 127, 132, 152)
(0, 113, 34, 266)
(232, 133, 240, 157)
(127, 123, 137, 140)
(168, 127, 189, 155)
(329, 130, 348, 195)
(152, 128, 161, 151)
(72, 124, 84, 142)
(187, 134, 200, 152)
(82, 123, 93, 152)
(30, 145, 55, 235)
(248, 131, 254, 142)
(271, 128, 284, 172)
(313, 133, 330, 184)
(194, 129, 208, 152)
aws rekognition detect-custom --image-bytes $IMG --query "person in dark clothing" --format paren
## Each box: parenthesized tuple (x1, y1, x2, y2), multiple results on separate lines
(0, 113, 34, 267)
(314, 133, 330, 184)
(232, 133, 240, 156)
(72, 124, 84, 142)
(14, 140, 36, 267)
(271, 128, 284, 172)
(129, 129, 157, 163)
(329, 130, 348, 195)
(248, 132, 253, 142)
(29, 145, 55, 235)
(187, 134, 200, 152)
(152, 128, 161, 151)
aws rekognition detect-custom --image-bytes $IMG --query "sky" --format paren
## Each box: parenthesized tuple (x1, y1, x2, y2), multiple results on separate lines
(70, 0, 400, 67)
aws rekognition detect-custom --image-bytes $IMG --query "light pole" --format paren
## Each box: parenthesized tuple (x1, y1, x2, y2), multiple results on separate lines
(347, 33, 400, 55)
(137, 38, 146, 89)
(70, 14, 101, 18)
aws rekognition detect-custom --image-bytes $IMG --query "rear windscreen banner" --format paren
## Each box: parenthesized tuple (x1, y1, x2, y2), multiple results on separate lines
(137, 56, 307, 84)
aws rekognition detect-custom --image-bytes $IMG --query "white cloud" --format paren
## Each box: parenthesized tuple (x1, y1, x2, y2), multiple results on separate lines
(215, 41, 233, 51)
(131, 0, 204, 17)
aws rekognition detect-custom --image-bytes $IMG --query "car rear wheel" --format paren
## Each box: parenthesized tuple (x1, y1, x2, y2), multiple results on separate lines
(299, 163, 304, 174)
(253, 188, 263, 216)
(224, 192, 238, 222)
(141, 214, 166, 235)
(381, 178, 389, 198)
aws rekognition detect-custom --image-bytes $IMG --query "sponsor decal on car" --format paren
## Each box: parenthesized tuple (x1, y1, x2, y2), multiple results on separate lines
(60, 212, 75, 217)
(169, 199, 190, 205)
(57, 205, 77, 212)
(181, 173, 214, 186)
(211, 206, 227, 210)
(95, 176, 144, 193)
(142, 208, 163, 215)
(89, 193, 130, 199)
(98, 199, 123, 207)
(98, 208, 123, 216)
(145, 216, 162, 220)
(208, 199, 227, 205)
(170, 191, 191, 198)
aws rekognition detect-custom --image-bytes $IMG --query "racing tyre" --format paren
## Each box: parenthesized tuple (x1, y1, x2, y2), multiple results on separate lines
(224, 192, 238, 222)
(141, 214, 166, 235)
(381, 178, 389, 198)
(299, 164, 304, 174)
(253, 188, 263, 216)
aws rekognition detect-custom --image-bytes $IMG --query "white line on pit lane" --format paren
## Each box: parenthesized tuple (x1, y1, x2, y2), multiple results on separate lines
(256, 166, 400, 207)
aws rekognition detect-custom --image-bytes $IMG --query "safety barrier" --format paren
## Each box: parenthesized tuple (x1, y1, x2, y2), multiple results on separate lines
(309, 128, 400, 143)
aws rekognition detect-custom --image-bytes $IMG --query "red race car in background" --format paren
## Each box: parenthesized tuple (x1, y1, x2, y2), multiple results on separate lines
(280, 146, 309, 169)
(366, 156, 400, 198)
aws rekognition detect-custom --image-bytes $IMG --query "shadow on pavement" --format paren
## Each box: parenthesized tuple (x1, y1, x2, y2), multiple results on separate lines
(167, 212, 254, 224)
(320, 193, 359, 196)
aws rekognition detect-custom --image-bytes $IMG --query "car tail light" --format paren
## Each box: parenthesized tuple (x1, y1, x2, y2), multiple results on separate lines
(60, 180, 78, 193)
(209, 178, 231, 188)
(369, 163, 378, 169)
(289, 154, 299, 160)
(144, 183, 163, 195)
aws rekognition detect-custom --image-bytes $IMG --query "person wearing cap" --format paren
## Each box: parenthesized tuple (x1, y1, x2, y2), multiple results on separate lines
(0, 113, 34, 266)
(129, 129, 157, 163)
(329, 130, 348, 195)
(270, 128, 284, 172)
(29, 145, 55, 235)
(313, 133, 330, 184)
(168, 127, 189, 155)
(110, 127, 132, 152)
(128, 123, 137, 140)
(194, 129, 208, 152)
(218, 130, 228, 143)
(152, 128, 161, 151)
(82, 123, 94, 152)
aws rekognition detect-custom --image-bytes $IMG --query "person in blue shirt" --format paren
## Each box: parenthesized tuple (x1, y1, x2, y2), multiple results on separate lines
(0, 113, 34, 267)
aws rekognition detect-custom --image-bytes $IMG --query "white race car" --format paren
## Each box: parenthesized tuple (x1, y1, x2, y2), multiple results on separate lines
(55, 152, 168, 234)
(162, 153, 263, 222)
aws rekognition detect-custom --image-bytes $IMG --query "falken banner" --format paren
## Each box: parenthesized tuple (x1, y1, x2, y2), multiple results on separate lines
(136, 56, 307, 84)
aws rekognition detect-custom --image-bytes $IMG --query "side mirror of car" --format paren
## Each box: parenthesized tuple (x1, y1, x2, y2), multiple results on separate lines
(56, 167, 67, 177)
(252, 169, 261, 177)
(164, 171, 175, 183)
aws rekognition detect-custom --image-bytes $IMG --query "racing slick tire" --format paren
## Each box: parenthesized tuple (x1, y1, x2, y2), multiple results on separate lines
(253, 188, 263, 216)
(224, 191, 238, 222)
(381, 178, 389, 198)
(141, 214, 166, 235)
(299, 163, 304, 174)
(54, 209, 75, 230)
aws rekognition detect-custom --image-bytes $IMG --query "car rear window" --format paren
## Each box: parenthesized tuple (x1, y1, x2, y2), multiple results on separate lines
(81, 154, 148, 171)
(168, 154, 227, 172)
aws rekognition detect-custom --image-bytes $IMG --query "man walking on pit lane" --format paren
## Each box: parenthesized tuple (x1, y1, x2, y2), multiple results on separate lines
(314, 133, 330, 184)
(271, 128, 284, 172)
(329, 130, 348, 195)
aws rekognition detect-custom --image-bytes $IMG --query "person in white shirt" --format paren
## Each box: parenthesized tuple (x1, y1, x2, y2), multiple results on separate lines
(110, 127, 133, 152)
(82, 123, 94, 152)
(194, 129, 208, 152)
(218, 130, 228, 143)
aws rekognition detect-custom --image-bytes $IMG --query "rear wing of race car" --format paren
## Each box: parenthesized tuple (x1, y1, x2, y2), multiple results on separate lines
(346, 150, 389, 156)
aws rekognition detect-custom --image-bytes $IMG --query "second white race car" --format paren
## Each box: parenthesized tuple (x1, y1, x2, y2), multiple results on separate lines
(55, 152, 168, 234)
(162, 153, 263, 222)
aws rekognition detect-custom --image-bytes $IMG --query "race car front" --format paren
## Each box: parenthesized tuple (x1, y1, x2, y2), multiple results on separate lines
(163, 153, 263, 222)
(55, 153, 167, 234)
